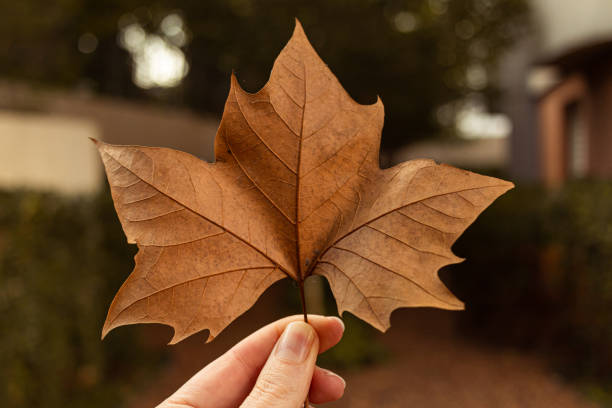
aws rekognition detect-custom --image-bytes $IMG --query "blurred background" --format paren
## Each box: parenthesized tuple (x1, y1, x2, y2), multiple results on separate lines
(1, 0, 611, 407)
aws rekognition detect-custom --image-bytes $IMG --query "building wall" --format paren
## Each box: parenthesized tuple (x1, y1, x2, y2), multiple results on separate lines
(0, 82, 219, 161)
(47, 93, 218, 162)
(0, 82, 219, 195)
(537, 75, 587, 187)
(505, 0, 612, 183)
(500, 36, 540, 182)
(0, 112, 101, 195)
(588, 60, 612, 177)
(531, 0, 612, 57)
(393, 138, 508, 171)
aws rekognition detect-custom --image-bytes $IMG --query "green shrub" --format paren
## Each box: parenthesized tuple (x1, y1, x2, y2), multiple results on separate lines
(0, 190, 167, 408)
(0, 188, 388, 407)
(3, 180, 611, 405)
(449, 181, 612, 382)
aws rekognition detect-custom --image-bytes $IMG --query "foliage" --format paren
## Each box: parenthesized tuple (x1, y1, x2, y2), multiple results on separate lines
(2, 180, 612, 405)
(450, 181, 612, 384)
(318, 298, 389, 370)
(0, 188, 386, 407)
(0, 190, 167, 408)
(0, 0, 529, 151)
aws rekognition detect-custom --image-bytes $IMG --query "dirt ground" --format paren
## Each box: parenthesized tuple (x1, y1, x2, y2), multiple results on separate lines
(127, 286, 598, 408)
(328, 310, 597, 408)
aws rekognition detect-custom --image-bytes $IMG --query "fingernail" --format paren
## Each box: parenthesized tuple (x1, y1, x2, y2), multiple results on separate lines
(322, 368, 346, 388)
(275, 321, 315, 363)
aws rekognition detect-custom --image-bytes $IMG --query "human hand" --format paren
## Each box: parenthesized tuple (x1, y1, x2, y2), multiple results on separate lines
(158, 315, 346, 408)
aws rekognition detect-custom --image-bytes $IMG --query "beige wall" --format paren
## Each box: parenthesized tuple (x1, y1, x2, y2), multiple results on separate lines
(393, 138, 508, 171)
(0, 111, 102, 195)
(532, 0, 612, 56)
(0, 82, 219, 195)
(0, 82, 218, 162)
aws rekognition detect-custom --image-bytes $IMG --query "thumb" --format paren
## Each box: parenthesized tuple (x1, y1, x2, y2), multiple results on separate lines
(241, 321, 319, 408)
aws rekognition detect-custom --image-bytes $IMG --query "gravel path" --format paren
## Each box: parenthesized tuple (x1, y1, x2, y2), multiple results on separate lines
(127, 294, 597, 408)
(329, 310, 596, 408)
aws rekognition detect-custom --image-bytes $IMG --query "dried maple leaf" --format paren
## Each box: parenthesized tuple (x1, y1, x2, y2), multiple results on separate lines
(95, 21, 513, 344)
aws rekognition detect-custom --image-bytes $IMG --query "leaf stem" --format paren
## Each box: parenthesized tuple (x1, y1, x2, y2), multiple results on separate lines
(298, 278, 308, 324)
(298, 278, 309, 408)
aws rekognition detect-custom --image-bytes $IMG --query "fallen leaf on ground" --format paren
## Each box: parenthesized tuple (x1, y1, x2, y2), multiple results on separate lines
(95, 20, 513, 343)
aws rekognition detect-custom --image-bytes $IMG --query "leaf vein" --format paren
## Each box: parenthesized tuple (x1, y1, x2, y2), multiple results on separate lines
(364, 225, 453, 260)
(328, 246, 460, 307)
(317, 262, 384, 328)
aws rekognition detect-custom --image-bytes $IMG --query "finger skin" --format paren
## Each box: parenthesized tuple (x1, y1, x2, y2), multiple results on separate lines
(240, 321, 319, 408)
(159, 315, 344, 408)
(309, 366, 346, 404)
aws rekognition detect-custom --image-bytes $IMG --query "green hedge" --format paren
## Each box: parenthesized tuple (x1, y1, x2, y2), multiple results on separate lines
(0, 191, 167, 408)
(2, 181, 611, 406)
(449, 181, 612, 384)
(0, 189, 385, 407)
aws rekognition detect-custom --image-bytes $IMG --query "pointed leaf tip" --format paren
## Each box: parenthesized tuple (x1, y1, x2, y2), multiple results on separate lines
(229, 71, 243, 94)
(100, 324, 110, 340)
(291, 18, 308, 40)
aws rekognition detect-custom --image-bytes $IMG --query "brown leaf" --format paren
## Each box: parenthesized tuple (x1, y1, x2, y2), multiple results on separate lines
(95, 20, 513, 343)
